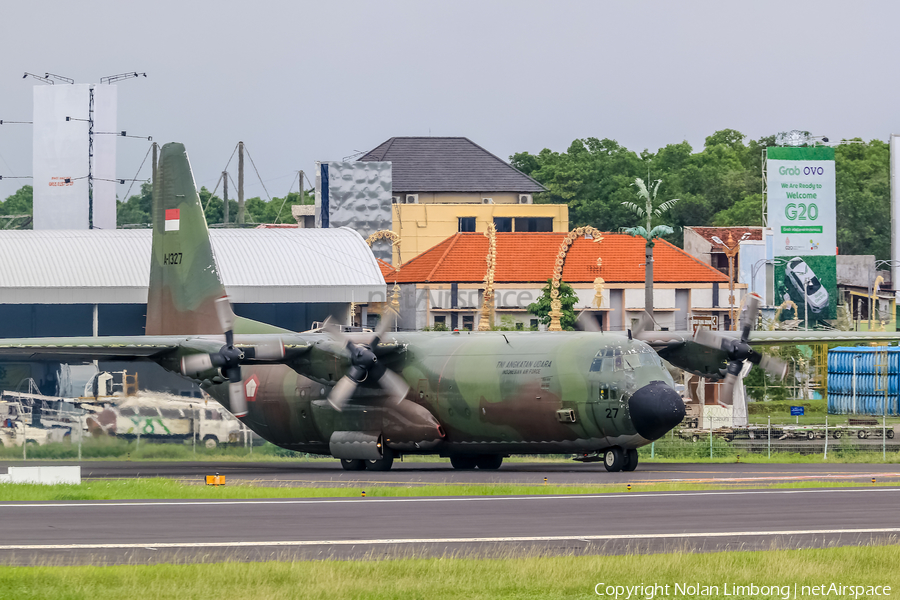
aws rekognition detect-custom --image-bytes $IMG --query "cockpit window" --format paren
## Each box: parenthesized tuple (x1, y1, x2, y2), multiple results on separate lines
(640, 352, 661, 367)
(591, 344, 662, 373)
(593, 344, 661, 372)
(624, 353, 642, 370)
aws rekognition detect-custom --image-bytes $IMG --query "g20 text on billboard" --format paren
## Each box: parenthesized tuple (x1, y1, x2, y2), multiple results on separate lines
(767, 146, 837, 322)
(767, 146, 835, 256)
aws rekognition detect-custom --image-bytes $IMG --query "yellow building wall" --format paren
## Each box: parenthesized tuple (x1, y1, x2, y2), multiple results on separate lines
(401, 192, 522, 204)
(391, 203, 569, 264)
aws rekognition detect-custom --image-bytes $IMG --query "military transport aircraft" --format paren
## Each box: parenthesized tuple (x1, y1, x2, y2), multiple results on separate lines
(0, 143, 896, 473)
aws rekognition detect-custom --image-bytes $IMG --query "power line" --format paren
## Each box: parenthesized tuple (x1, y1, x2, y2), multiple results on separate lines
(202, 173, 224, 214)
(274, 171, 299, 224)
(241, 143, 273, 203)
(121, 143, 153, 202)
(223, 143, 239, 173)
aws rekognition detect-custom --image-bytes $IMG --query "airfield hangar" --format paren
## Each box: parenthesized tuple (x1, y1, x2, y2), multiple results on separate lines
(0, 227, 385, 396)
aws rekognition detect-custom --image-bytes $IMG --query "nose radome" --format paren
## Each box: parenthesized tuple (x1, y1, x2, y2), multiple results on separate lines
(628, 381, 686, 441)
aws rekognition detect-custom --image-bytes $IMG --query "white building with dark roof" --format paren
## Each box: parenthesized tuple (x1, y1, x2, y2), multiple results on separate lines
(0, 228, 386, 396)
(0, 228, 384, 337)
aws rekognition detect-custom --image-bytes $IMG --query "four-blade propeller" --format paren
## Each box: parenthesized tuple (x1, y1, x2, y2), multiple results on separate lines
(691, 293, 788, 405)
(323, 310, 409, 411)
(180, 297, 284, 418)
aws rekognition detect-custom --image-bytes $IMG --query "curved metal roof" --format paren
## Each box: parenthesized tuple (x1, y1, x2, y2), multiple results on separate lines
(0, 228, 385, 304)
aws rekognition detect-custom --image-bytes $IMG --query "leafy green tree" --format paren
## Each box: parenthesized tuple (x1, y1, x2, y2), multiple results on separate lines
(620, 178, 678, 315)
(528, 278, 578, 330)
(834, 139, 890, 259)
(712, 194, 764, 226)
(116, 182, 152, 227)
(511, 130, 892, 260)
(0, 185, 33, 229)
(244, 191, 313, 224)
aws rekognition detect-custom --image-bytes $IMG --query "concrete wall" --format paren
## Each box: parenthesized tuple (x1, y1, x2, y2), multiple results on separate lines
(837, 255, 875, 288)
(683, 228, 714, 266)
(413, 282, 742, 332)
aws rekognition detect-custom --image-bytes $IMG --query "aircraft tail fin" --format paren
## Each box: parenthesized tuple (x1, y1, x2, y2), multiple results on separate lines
(145, 142, 227, 335)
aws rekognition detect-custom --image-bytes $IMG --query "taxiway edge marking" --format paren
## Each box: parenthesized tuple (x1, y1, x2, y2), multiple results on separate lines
(2, 528, 899, 551)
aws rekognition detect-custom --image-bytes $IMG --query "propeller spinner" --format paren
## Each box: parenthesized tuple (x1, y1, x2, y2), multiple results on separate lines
(324, 310, 409, 411)
(180, 297, 284, 418)
(692, 293, 788, 405)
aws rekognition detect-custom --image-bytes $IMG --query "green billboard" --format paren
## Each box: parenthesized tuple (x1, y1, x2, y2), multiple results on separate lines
(767, 147, 837, 324)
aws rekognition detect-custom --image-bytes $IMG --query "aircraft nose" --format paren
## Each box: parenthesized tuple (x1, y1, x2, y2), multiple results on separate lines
(628, 381, 686, 441)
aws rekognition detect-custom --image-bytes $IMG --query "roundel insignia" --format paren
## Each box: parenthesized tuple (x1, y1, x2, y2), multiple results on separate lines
(244, 374, 260, 402)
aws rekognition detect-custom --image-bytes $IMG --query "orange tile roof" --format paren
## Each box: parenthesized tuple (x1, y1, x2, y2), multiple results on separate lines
(390, 233, 728, 284)
(376, 258, 397, 280)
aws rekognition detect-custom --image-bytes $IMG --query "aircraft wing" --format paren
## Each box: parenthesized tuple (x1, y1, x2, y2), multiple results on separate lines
(637, 328, 900, 382)
(0, 334, 312, 364)
(638, 329, 900, 350)
(0, 336, 191, 362)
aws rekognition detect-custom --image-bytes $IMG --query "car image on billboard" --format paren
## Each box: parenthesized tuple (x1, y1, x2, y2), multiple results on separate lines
(785, 257, 829, 314)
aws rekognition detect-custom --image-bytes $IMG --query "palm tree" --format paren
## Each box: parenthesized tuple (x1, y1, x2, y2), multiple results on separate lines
(620, 178, 679, 318)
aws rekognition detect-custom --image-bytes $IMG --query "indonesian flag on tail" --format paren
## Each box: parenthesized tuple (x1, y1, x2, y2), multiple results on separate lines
(165, 209, 180, 231)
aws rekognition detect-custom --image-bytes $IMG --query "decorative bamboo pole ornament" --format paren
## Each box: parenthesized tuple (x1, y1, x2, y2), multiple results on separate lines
(365, 230, 401, 247)
(478, 222, 497, 331)
(549, 226, 604, 331)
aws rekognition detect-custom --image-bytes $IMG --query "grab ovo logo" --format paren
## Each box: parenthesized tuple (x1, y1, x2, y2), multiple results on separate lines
(778, 165, 825, 176)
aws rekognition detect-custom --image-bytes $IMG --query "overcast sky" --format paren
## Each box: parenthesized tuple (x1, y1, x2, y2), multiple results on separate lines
(1, 0, 899, 201)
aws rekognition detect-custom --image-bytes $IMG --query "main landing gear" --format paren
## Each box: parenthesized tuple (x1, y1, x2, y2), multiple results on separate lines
(449, 454, 504, 470)
(603, 447, 638, 472)
(340, 453, 395, 471)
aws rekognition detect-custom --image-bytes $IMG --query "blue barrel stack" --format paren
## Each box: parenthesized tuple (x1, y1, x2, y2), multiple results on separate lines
(827, 346, 900, 415)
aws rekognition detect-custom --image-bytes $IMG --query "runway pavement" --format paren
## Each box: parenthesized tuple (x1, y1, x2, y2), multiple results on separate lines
(1, 479, 900, 564)
(3, 459, 900, 487)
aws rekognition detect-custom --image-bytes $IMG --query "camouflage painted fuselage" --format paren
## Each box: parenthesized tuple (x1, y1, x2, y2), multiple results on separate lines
(202, 330, 680, 458)
(123, 142, 683, 460)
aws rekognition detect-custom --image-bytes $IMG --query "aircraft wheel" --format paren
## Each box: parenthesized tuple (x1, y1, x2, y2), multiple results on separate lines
(450, 455, 478, 470)
(603, 447, 625, 472)
(858, 430, 868, 439)
(340, 459, 366, 471)
(366, 449, 394, 471)
(622, 448, 639, 472)
(475, 454, 503, 470)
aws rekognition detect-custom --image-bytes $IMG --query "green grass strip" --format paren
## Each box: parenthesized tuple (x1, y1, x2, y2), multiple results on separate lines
(1, 477, 898, 502)
(1, 545, 899, 599)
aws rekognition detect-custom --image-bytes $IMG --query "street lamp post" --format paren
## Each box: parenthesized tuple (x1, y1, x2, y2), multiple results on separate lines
(804, 276, 811, 331)
(750, 258, 770, 297)
(711, 232, 751, 331)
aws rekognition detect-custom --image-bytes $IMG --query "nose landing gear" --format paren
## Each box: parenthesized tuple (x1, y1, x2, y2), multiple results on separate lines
(603, 447, 639, 472)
